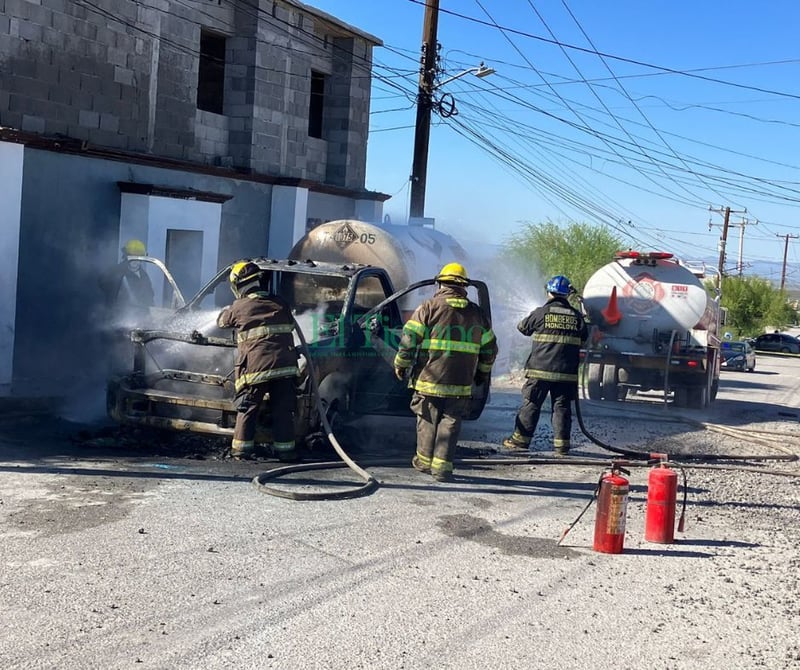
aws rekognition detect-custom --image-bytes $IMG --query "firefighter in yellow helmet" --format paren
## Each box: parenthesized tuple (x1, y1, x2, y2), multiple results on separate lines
(216, 261, 299, 461)
(99, 238, 155, 311)
(393, 262, 497, 482)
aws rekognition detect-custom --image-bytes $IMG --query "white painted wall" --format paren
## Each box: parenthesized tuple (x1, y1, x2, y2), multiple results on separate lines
(0, 141, 23, 395)
(269, 185, 308, 257)
(120, 193, 221, 301)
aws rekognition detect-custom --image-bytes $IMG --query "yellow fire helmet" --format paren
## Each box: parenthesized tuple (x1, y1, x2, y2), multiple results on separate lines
(122, 239, 146, 257)
(435, 262, 469, 285)
(229, 260, 262, 288)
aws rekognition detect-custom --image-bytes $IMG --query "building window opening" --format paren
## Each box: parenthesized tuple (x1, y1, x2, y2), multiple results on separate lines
(197, 30, 226, 114)
(308, 70, 326, 139)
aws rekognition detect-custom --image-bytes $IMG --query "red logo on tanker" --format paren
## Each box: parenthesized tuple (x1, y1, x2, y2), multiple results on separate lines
(671, 284, 689, 298)
(622, 272, 664, 314)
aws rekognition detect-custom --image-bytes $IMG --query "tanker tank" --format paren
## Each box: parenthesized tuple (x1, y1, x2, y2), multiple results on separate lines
(288, 219, 469, 291)
(582, 252, 719, 345)
(580, 251, 722, 408)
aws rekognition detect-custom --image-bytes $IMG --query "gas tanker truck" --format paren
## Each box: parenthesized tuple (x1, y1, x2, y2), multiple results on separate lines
(580, 250, 724, 409)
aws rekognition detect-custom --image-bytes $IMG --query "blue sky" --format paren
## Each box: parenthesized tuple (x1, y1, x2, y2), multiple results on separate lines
(308, 0, 800, 284)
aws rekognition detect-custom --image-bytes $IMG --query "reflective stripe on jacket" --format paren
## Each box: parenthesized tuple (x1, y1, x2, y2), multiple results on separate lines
(217, 291, 299, 393)
(519, 296, 587, 382)
(394, 285, 497, 397)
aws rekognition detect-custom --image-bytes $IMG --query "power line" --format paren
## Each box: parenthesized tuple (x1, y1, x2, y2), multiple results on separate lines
(406, 0, 800, 101)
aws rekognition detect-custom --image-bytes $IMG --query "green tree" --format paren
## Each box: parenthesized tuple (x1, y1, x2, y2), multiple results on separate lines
(715, 275, 798, 337)
(503, 220, 623, 291)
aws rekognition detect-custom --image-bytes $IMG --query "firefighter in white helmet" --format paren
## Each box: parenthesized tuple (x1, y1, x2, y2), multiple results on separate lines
(217, 261, 299, 461)
(394, 262, 497, 482)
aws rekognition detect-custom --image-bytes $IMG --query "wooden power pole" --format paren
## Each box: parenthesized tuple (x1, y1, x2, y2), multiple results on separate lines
(777, 233, 799, 291)
(409, 0, 439, 222)
(709, 205, 747, 286)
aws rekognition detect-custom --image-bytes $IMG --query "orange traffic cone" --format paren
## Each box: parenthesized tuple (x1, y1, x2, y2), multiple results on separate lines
(601, 286, 622, 326)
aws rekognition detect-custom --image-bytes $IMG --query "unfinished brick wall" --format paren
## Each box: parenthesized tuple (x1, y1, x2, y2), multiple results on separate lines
(0, 0, 377, 188)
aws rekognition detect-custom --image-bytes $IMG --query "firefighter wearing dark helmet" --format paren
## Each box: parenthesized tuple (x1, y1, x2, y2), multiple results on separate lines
(217, 261, 299, 461)
(503, 275, 588, 456)
(394, 262, 497, 482)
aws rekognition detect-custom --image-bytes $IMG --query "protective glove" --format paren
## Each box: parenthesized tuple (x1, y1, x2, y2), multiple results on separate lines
(190, 330, 208, 345)
(394, 367, 407, 381)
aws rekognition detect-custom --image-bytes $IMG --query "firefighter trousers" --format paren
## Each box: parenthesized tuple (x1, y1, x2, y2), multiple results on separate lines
(410, 392, 470, 475)
(513, 378, 576, 449)
(233, 376, 296, 455)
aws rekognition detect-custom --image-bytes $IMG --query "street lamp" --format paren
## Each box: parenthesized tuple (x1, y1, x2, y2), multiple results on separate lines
(435, 62, 496, 89)
(408, 61, 496, 223)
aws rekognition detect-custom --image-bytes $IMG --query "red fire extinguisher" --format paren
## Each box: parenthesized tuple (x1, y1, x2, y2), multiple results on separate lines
(645, 463, 678, 543)
(593, 464, 630, 554)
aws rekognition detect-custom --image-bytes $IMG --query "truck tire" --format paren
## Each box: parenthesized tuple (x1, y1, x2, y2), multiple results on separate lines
(687, 386, 708, 409)
(601, 364, 619, 402)
(587, 363, 602, 400)
(673, 387, 689, 408)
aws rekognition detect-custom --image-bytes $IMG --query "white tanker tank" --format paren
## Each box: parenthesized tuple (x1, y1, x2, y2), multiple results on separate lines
(288, 219, 470, 313)
(580, 251, 723, 409)
(289, 219, 468, 288)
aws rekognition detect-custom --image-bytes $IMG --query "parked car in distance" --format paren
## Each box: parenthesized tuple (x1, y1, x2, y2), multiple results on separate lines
(751, 332, 800, 354)
(721, 340, 756, 372)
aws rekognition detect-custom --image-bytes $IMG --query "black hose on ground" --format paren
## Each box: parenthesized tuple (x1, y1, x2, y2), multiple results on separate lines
(574, 393, 799, 465)
(252, 316, 379, 500)
(254, 326, 799, 499)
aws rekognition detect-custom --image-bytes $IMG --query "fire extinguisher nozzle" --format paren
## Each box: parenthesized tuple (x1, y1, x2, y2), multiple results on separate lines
(677, 514, 686, 533)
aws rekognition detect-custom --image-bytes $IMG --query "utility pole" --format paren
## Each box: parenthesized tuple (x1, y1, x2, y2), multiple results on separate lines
(731, 217, 758, 275)
(409, 0, 439, 222)
(708, 205, 746, 287)
(777, 233, 799, 291)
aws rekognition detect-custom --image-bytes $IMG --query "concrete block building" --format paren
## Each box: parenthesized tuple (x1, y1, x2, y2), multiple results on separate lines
(0, 0, 388, 398)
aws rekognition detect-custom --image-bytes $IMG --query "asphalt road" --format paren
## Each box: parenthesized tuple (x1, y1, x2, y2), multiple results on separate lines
(1, 354, 799, 669)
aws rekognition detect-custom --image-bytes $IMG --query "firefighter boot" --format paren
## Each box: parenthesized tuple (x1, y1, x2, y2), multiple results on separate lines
(231, 440, 256, 460)
(412, 455, 431, 474)
(554, 439, 570, 457)
(273, 441, 299, 463)
(430, 455, 454, 482)
(432, 470, 454, 483)
(502, 432, 530, 453)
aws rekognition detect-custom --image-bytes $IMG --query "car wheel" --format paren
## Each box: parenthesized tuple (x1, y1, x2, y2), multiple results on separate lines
(780, 347, 790, 353)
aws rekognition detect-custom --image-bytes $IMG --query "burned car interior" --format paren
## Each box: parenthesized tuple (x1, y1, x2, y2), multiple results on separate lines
(107, 258, 492, 446)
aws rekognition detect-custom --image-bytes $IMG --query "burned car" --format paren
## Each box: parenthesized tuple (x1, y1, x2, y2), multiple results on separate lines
(106, 258, 492, 448)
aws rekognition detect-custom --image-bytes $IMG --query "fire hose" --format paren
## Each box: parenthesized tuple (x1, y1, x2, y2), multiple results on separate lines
(252, 315, 379, 500)
(253, 312, 799, 501)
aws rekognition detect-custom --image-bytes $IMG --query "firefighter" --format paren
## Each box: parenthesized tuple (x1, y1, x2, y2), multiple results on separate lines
(99, 239, 155, 312)
(503, 275, 588, 456)
(394, 262, 497, 482)
(217, 261, 299, 461)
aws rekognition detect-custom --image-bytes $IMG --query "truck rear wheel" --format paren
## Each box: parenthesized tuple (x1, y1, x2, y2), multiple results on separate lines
(587, 363, 602, 400)
(601, 364, 620, 402)
(687, 386, 708, 409)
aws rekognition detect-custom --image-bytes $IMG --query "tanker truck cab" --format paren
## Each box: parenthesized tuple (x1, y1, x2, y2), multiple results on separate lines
(581, 250, 723, 409)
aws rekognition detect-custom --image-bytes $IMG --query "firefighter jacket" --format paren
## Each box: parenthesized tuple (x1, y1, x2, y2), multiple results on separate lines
(217, 291, 298, 393)
(99, 262, 154, 309)
(519, 295, 588, 383)
(394, 285, 497, 397)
